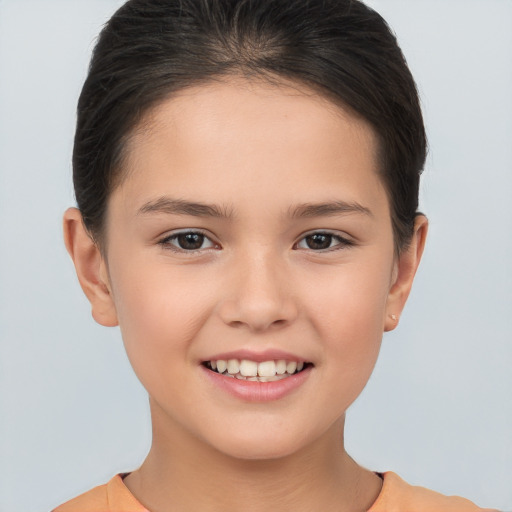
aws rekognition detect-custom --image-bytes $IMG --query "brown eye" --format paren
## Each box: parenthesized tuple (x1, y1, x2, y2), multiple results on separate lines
(296, 232, 353, 251)
(160, 231, 216, 252)
(305, 233, 333, 250)
(176, 233, 205, 250)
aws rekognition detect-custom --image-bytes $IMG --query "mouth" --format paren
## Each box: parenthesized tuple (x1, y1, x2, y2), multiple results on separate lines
(202, 358, 312, 382)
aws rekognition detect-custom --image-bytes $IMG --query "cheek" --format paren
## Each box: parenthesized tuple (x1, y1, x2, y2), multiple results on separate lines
(302, 258, 392, 396)
(306, 257, 392, 338)
(108, 257, 217, 383)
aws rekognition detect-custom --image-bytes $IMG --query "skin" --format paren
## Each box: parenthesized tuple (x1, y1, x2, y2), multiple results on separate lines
(64, 77, 427, 512)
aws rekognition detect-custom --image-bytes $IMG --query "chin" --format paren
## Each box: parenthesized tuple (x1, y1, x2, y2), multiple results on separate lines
(218, 441, 301, 461)
(205, 426, 315, 461)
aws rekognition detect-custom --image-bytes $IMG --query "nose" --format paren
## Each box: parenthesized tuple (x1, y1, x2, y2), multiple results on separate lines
(217, 250, 298, 333)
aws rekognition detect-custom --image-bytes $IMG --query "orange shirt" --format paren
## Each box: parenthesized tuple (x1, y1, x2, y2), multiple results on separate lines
(53, 471, 498, 512)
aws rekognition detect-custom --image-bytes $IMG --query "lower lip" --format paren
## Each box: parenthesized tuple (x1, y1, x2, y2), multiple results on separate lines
(201, 365, 312, 402)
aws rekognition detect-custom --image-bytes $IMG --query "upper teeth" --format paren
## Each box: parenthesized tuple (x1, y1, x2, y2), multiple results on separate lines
(209, 359, 304, 377)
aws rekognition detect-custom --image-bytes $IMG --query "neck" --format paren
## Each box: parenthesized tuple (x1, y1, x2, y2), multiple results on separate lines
(124, 402, 381, 512)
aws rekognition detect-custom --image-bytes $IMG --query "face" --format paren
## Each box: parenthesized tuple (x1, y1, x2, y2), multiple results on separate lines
(94, 78, 406, 459)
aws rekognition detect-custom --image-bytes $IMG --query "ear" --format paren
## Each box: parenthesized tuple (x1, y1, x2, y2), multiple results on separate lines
(384, 215, 428, 332)
(63, 207, 118, 327)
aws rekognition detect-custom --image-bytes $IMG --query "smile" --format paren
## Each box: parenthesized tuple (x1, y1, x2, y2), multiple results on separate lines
(203, 359, 310, 382)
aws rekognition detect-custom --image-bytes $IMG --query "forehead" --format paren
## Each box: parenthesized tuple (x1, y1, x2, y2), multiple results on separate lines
(134, 77, 376, 156)
(116, 77, 385, 215)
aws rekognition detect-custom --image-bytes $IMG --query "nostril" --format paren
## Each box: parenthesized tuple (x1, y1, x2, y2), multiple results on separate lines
(217, 285, 299, 333)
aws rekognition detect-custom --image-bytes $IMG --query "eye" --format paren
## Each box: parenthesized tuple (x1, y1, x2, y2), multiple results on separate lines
(159, 230, 217, 252)
(296, 232, 353, 251)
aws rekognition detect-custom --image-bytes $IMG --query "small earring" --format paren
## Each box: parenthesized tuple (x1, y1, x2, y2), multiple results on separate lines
(390, 314, 397, 321)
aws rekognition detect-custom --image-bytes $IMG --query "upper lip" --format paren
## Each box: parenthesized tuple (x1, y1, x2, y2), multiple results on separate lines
(202, 349, 310, 363)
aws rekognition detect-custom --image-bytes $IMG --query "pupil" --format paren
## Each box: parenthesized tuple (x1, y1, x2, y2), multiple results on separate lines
(178, 233, 204, 250)
(307, 234, 331, 250)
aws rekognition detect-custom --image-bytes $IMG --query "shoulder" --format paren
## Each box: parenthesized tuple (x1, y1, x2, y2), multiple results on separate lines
(52, 474, 148, 512)
(52, 481, 109, 512)
(369, 472, 499, 512)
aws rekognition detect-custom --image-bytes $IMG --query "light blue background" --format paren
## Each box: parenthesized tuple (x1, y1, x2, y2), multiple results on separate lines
(0, 1, 511, 510)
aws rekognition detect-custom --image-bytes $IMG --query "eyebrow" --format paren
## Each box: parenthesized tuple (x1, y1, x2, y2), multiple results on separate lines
(138, 197, 233, 218)
(138, 197, 372, 220)
(289, 200, 373, 218)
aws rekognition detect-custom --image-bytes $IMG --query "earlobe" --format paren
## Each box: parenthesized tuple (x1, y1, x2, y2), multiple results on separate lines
(63, 207, 119, 327)
(384, 215, 428, 332)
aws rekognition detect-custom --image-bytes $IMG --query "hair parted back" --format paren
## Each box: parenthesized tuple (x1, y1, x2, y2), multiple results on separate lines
(74, 0, 426, 252)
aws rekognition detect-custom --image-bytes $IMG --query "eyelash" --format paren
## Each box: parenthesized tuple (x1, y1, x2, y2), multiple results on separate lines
(158, 230, 354, 253)
(295, 231, 354, 252)
(158, 230, 218, 253)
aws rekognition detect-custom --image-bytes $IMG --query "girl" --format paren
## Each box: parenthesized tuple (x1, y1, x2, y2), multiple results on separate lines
(51, 0, 500, 510)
